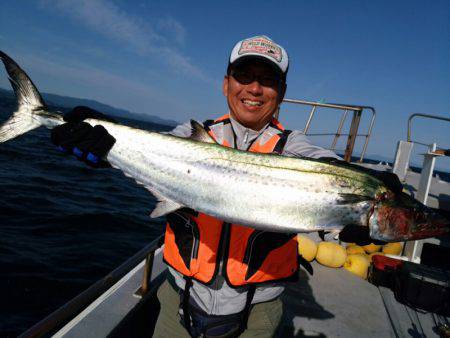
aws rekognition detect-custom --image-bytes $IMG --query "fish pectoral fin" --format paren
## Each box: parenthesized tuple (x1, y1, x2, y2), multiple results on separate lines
(189, 120, 216, 144)
(319, 229, 342, 241)
(337, 193, 371, 205)
(151, 200, 184, 218)
(147, 187, 185, 218)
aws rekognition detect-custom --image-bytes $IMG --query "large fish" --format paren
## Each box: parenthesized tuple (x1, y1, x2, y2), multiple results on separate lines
(0, 51, 448, 242)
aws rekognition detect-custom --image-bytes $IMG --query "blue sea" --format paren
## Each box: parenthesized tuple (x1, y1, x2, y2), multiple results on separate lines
(1, 107, 449, 337)
(0, 108, 171, 337)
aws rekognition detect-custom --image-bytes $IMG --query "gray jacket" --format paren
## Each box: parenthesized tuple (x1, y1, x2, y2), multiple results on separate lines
(167, 116, 339, 315)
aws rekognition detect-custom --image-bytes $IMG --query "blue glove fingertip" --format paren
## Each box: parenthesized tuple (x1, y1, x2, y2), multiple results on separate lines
(73, 147, 83, 158)
(86, 152, 100, 164)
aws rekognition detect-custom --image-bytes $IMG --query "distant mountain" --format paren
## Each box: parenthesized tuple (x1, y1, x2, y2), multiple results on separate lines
(0, 88, 178, 127)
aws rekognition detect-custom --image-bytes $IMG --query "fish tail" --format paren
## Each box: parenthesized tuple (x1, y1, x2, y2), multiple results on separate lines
(0, 51, 46, 143)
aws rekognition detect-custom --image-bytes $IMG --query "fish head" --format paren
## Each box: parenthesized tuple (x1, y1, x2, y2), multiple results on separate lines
(368, 190, 450, 242)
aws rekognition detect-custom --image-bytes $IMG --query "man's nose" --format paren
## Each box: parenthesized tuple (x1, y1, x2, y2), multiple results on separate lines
(246, 79, 263, 95)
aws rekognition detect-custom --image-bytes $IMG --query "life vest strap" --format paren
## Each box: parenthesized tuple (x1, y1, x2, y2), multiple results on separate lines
(182, 276, 193, 336)
(241, 284, 256, 330)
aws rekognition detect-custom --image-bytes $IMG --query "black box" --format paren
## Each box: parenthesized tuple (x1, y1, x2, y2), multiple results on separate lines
(394, 261, 450, 315)
(421, 242, 450, 270)
(369, 255, 403, 288)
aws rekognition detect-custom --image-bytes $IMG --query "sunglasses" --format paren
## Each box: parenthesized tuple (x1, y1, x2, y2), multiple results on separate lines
(230, 69, 282, 88)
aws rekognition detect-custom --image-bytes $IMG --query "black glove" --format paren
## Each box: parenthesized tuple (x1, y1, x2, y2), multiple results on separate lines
(338, 225, 386, 246)
(51, 106, 116, 168)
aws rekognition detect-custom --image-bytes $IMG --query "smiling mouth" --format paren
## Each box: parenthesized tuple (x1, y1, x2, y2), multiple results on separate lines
(242, 99, 263, 107)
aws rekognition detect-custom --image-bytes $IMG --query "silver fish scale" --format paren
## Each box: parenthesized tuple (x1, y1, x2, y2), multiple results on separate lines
(61, 119, 379, 233)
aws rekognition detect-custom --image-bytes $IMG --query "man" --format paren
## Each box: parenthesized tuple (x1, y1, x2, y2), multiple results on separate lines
(153, 36, 340, 338)
(51, 36, 339, 337)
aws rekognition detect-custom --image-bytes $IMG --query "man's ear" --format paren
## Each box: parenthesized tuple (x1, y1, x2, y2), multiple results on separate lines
(223, 76, 229, 97)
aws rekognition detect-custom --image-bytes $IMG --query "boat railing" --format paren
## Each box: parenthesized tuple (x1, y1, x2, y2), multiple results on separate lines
(392, 113, 450, 263)
(393, 113, 450, 195)
(19, 235, 164, 338)
(407, 114, 450, 204)
(407, 113, 450, 145)
(279, 98, 376, 162)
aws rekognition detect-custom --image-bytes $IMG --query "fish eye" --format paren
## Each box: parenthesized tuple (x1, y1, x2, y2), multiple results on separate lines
(377, 191, 390, 202)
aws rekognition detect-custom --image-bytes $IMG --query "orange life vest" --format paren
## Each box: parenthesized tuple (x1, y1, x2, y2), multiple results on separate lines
(163, 114, 299, 287)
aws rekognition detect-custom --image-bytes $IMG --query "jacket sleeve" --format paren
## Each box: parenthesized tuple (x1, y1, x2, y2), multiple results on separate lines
(282, 130, 342, 160)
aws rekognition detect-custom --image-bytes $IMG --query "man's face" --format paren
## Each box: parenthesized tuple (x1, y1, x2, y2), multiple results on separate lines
(223, 60, 286, 131)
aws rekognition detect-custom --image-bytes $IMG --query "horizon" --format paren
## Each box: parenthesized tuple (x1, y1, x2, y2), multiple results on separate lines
(0, 0, 449, 170)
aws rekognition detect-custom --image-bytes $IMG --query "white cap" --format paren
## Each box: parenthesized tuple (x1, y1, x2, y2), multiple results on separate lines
(229, 35, 289, 74)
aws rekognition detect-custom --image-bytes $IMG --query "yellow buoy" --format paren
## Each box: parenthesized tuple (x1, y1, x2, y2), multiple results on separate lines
(382, 242, 403, 255)
(358, 253, 370, 262)
(362, 243, 382, 254)
(344, 254, 370, 279)
(346, 245, 365, 255)
(315, 242, 347, 268)
(297, 235, 318, 262)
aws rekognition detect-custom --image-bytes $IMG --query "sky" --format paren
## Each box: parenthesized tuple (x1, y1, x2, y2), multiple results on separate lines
(0, 0, 449, 170)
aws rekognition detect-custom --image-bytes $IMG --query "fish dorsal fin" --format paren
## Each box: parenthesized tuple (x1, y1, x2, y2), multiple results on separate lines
(190, 120, 216, 144)
(147, 187, 184, 218)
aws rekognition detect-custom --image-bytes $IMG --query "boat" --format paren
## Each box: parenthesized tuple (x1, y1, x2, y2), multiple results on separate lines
(14, 98, 449, 337)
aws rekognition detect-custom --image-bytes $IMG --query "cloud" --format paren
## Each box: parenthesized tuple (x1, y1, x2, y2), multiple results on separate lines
(40, 0, 160, 54)
(8, 50, 185, 115)
(39, 0, 212, 82)
(157, 16, 186, 46)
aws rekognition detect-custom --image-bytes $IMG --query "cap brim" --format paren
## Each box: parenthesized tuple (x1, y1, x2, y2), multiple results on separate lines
(230, 55, 284, 75)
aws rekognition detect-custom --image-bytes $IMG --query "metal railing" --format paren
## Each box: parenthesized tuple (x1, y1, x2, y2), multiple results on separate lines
(19, 235, 164, 338)
(403, 112, 449, 215)
(397, 113, 450, 262)
(393, 113, 450, 181)
(279, 98, 376, 162)
(407, 113, 450, 150)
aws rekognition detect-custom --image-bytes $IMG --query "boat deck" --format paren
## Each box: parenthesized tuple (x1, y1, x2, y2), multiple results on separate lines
(276, 261, 448, 337)
(53, 255, 449, 338)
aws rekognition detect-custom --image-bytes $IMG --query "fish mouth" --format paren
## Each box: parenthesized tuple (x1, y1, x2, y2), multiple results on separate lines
(369, 193, 450, 242)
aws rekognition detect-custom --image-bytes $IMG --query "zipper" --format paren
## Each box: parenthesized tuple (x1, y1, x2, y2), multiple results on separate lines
(243, 230, 265, 265)
(243, 130, 249, 145)
(209, 222, 229, 315)
(218, 222, 231, 275)
(191, 221, 200, 260)
(175, 212, 200, 263)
